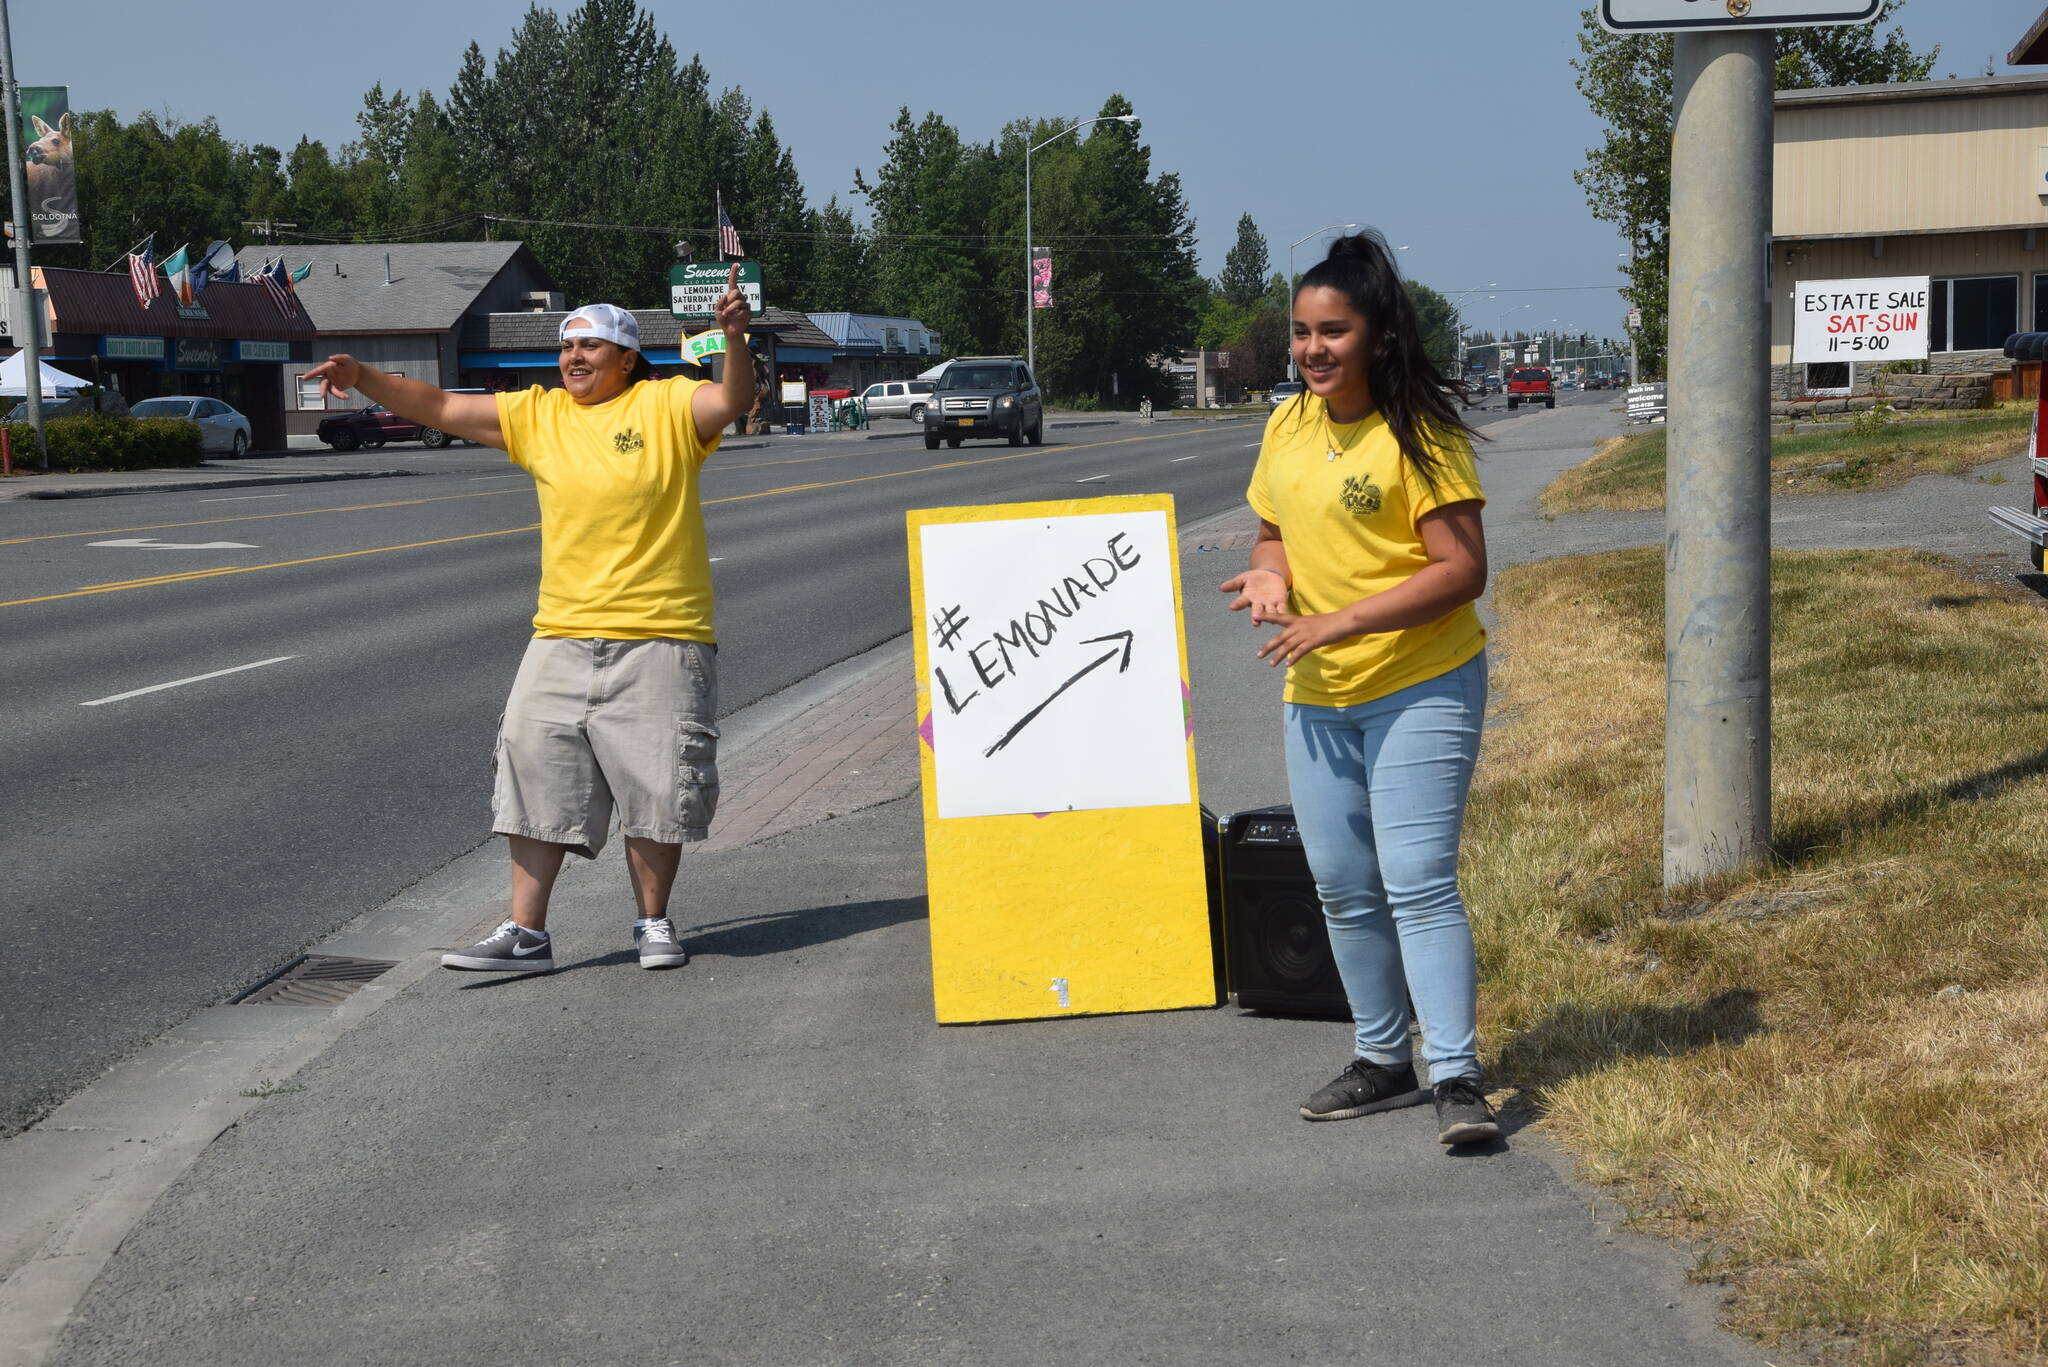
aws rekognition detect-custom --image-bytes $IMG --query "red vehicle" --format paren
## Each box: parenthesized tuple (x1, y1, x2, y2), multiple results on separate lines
(316, 389, 486, 450)
(1506, 366, 1556, 411)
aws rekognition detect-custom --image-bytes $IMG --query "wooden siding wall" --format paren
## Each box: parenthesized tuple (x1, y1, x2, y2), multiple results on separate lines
(1776, 93, 2048, 238)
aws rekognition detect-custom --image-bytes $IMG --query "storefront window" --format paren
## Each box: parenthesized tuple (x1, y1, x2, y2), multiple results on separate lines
(1930, 276, 2018, 353)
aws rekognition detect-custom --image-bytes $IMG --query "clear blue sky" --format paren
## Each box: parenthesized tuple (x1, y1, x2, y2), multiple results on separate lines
(14, 0, 2033, 340)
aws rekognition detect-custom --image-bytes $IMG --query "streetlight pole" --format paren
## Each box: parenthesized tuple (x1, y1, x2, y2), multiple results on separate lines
(1025, 114, 1136, 379)
(1448, 283, 1497, 379)
(1285, 222, 1357, 381)
(0, 0, 48, 469)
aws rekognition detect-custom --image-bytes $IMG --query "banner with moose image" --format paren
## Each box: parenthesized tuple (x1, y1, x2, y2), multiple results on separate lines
(20, 86, 78, 245)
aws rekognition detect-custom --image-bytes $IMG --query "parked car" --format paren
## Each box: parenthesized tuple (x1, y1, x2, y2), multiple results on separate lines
(1506, 366, 1556, 411)
(1268, 379, 1306, 407)
(317, 389, 485, 450)
(6, 390, 130, 421)
(923, 357, 1043, 449)
(858, 379, 936, 422)
(129, 395, 252, 455)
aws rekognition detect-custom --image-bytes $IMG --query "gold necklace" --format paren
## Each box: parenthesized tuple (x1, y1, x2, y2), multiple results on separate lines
(1324, 408, 1372, 462)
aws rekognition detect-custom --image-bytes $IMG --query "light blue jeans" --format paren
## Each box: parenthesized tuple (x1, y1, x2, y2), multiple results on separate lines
(1283, 651, 1487, 1083)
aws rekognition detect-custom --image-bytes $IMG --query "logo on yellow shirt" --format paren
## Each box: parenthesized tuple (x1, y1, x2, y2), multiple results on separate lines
(612, 427, 646, 454)
(1339, 475, 1383, 516)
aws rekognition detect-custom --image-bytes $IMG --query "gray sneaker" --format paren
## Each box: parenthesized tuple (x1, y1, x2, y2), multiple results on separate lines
(634, 917, 688, 969)
(1299, 1058, 1427, 1121)
(442, 919, 555, 972)
(1433, 1076, 1502, 1145)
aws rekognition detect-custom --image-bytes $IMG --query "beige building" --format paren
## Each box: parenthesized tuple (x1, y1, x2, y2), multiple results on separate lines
(1771, 74, 2048, 399)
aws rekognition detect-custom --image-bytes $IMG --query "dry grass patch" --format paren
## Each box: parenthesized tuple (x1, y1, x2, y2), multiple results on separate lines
(1542, 406, 2031, 514)
(1470, 547, 2048, 1365)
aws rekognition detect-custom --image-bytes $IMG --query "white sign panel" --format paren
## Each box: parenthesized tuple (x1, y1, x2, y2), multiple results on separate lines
(918, 510, 1190, 820)
(1601, 1, 1880, 33)
(1792, 276, 1931, 364)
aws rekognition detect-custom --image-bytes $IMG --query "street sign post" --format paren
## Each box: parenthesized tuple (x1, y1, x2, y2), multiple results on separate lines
(1792, 276, 1930, 364)
(1600, 1, 1880, 33)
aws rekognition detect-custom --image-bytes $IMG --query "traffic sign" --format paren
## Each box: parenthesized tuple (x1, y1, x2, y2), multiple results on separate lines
(1600, 1, 1880, 33)
(1626, 307, 1643, 332)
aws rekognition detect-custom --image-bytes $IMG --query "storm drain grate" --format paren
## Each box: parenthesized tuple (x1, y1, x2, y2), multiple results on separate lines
(234, 955, 399, 1007)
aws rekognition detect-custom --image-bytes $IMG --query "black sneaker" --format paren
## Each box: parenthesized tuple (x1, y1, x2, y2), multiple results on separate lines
(634, 917, 688, 970)
(1433, 1076, 1502, 1145)
(441, 919, 554, 972)
(1299, 1058, 1426, 1121)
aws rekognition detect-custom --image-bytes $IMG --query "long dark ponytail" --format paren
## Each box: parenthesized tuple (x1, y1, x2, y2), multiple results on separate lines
(1291, 231, 1482, 490)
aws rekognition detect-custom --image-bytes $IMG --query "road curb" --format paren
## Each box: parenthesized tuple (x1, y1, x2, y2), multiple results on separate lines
(6, 469, 418, 502)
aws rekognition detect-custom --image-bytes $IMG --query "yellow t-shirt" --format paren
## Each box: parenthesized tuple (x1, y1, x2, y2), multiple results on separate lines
(496, 377, 722, 640)
(1246, 397, 1486, 707)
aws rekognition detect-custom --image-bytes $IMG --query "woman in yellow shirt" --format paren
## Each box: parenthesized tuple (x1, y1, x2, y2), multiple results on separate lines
(1222, 233, 1498, 1146)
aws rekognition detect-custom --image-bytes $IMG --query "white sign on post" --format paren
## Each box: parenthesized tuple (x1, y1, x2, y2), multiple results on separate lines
(917, 509, 1190, 820)
(1792, 276, 1931, 364)
(1601, 1, 1879, 32)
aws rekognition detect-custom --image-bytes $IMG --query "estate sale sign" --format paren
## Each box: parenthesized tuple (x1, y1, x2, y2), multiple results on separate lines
(1792, 276, 1931, 364)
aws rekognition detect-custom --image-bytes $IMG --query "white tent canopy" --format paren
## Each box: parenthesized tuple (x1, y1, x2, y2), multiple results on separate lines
(915, 360, 952, 381)
(0, 352, 90, 397)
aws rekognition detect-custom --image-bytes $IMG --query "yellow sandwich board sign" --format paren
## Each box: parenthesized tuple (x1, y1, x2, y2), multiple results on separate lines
(906, 494, 1216, 1023)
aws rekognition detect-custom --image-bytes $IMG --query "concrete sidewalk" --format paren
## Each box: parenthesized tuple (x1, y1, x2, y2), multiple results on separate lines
(10, 423, 1776, 1365)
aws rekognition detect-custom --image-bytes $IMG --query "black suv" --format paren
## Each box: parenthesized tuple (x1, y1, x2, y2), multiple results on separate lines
(923, 357, 1043, 449)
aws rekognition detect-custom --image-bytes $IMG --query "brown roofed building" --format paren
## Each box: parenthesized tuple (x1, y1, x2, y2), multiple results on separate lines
(33, 266, 319, 451)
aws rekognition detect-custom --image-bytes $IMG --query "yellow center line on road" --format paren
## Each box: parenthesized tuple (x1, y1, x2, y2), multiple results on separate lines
(0, 487, 535, 547)
(0, 526, 542, 609)
(2, 427, 1219, 611)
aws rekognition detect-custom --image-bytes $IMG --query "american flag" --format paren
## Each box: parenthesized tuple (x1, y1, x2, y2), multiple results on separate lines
(259, 256, 300, 319)
(716, 194, 744, 259)
(127, 238, 161, 310)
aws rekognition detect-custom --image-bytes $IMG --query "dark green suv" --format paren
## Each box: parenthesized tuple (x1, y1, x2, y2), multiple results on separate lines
(923, 357, 1043, 449)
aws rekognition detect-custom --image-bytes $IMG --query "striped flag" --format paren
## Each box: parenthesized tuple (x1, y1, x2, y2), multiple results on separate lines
(161, 244, 193, 307)
(259, 256, 300, 319)
(127, 237, 161, 310)
(716, 191, 743, 260)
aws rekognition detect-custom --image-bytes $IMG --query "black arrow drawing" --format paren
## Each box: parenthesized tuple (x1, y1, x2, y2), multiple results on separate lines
(982, 630, 1135, 758)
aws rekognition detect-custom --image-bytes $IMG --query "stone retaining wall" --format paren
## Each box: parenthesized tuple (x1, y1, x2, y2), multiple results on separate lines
(1770, 368, 1993, 420)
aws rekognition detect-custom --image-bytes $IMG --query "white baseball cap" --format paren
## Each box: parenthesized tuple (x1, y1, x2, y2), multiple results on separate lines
(559, 303, 640, 352)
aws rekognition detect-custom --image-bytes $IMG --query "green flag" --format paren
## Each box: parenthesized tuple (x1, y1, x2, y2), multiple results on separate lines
(290, 260, 312, 283)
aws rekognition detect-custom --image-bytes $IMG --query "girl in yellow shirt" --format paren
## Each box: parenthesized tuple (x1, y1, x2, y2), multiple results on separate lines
(1222, 232, 1499, 1147)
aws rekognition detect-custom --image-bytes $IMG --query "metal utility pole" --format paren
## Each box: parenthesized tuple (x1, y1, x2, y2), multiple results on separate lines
(1663, 29, 1775, 890)
(0, 0, 48, 469)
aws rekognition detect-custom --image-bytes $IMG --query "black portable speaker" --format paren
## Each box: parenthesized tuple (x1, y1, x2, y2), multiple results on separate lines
(1218, 804, 1350, 1019)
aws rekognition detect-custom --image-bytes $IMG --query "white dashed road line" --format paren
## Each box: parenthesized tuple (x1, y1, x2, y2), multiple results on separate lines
(81, 656, 300, 708)
(1076, 474, 1110, 484)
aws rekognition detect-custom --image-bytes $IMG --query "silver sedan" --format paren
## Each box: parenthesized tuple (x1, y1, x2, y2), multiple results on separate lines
(130, 396, 253, 455)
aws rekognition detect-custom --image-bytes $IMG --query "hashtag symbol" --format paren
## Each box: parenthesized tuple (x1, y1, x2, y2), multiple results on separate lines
(933, 604, 969, 652)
